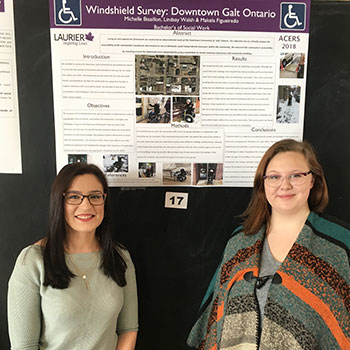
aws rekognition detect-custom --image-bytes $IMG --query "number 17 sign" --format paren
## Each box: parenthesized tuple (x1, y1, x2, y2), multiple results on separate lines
(165, 192, 189, 210)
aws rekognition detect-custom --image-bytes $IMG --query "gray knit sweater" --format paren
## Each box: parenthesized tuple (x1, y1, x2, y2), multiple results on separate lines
(8, 245, 138, 350)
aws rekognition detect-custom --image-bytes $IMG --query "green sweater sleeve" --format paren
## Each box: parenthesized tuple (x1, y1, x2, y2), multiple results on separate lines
(116, 250, 139, 334)
(8, 246, 43, 350)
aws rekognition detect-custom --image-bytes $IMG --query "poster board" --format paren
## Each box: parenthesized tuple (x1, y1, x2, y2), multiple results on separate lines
(0, 0, 22, 173)
(49, 0, 310, 187)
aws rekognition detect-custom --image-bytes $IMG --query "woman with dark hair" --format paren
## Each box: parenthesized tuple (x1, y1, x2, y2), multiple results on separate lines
(187, 139, 349, 350)
(8, 163, 138, 350)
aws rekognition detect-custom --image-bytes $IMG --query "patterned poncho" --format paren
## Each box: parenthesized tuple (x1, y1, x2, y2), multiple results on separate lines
(187, 212, 350, 350)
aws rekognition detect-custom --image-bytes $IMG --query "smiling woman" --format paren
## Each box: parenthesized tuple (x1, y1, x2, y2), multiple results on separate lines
(264, 151, 314, 218)
(63, 174, 106, 240)
(8, 163, 138, 350)
(187, 139, 350, 350)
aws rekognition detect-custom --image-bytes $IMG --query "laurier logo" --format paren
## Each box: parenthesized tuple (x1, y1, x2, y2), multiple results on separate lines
(53, 32, 94, 42)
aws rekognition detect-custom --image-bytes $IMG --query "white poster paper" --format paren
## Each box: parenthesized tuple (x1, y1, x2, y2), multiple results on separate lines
(50, 0, 310, 187)
(0, 0, 22, 173)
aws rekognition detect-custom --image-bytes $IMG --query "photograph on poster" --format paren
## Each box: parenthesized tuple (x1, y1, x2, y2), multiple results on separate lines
(162, 163, 191, 186)
(68, 154, 87, 164)
(136, 96, 171, 124)
(280, 53, 305, 79)
(103, 154, 128, 173)
(172, 97, 200, 124)
(276, 85, 301, 123)
(193, 163, 223, 186)
(138, 162, 156, 178)
(135, 55, 200, 95)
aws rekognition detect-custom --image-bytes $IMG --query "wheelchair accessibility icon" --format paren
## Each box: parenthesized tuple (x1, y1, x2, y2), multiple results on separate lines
(280, 3, 306, 30)
(55, 0, 81, 26)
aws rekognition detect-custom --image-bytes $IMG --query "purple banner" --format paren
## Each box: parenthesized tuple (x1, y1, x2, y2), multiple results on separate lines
(49, 0, 310, 33)
(0, 0, 5, 13)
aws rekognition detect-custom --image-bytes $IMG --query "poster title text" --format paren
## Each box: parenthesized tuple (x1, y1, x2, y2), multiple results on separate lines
(85, 6, 277, 19)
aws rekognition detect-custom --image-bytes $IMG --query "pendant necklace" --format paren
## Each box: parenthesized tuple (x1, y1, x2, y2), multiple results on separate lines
(67, 252, 99, 290)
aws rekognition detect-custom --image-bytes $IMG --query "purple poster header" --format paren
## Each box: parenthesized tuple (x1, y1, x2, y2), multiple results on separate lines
(0, 0, 5, 13)
(49, 0, 310, 33)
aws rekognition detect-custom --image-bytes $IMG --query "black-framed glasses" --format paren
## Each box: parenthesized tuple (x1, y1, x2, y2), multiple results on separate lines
(263, 170, 312, 188)
(63, 192, 106, 205)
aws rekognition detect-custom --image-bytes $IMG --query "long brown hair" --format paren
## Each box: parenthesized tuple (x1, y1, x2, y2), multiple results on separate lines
(242, 139, 328, 235)
(43, 162, 127, 289)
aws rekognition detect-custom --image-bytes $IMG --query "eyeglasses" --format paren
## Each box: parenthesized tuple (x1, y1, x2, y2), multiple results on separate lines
(63, 192, 106, 205)
(263, 170, 312, 188)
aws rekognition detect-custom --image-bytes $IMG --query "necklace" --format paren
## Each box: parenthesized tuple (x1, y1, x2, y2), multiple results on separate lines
(67, 252, 99, 290)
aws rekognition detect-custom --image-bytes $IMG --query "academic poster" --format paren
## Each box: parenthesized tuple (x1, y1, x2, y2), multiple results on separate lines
(49, 0, 310, 187)
(0, 0, 22, 173)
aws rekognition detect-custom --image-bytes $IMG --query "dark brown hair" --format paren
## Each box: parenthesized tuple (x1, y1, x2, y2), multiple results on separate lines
(242, 139, 328, 235)
(43, 162, 127, 289)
